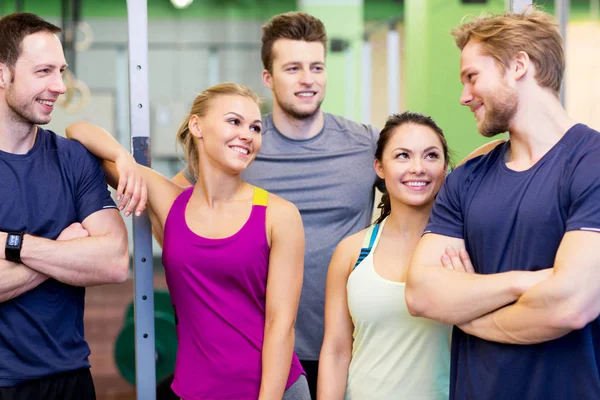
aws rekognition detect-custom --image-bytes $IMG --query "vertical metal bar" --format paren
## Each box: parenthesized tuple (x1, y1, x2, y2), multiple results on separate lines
(70, 0, 81, 75)
(126, 1, 156, 399)
(556, 0, 569, 107)
(361, 35, 372, 125)
(510, 0, 533, 13)
(344, 45, 355, 120)
(207, 46, 220, 87)
(387, 24, 400, 115)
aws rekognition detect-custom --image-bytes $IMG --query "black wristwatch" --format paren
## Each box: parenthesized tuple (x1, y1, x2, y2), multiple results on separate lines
(5, 232, 24, 263)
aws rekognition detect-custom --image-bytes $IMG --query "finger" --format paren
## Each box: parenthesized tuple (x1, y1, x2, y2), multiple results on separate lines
(446, 246, 466, 272)
(136, 181, 148, 217)
(116, 174, 127, 206)
(126, 177, 142, 217)
(459, 249, 475, 273)
(441, 254, 453, 270)
(122, 174, 135, 216)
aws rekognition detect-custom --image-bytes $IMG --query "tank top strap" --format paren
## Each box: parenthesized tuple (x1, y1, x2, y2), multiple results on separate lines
(252, 186, 268, 206)
(353, 217, 387, 270)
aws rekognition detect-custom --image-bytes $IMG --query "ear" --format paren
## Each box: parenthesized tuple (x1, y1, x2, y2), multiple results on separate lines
(513, 51, 530, 81)
(0, 62, 9, 88)
(262, 69, 273, 90)
(374, 158, 385, 180)
(188, 114, 202, 139)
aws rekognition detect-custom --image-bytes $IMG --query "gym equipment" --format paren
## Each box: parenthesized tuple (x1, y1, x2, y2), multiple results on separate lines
(114, 290, 177, 386)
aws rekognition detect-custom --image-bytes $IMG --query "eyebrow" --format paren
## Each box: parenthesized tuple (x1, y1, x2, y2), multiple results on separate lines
(281, 61, 325, 68)
(224, 112, 262, 125)
(393, 146, 441, 153)
(34, 63, 68, 70)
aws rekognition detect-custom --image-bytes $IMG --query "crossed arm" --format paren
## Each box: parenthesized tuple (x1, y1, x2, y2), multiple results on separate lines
(406, 231, 600, 344)
(0, 209, 129, 292)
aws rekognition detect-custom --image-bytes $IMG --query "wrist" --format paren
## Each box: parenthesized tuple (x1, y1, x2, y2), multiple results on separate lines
(0, 232, 6, 260)
(115, 148, 133, 163)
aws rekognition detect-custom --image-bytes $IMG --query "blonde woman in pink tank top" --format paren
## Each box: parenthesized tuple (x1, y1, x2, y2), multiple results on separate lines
(66, 83, 309, 400)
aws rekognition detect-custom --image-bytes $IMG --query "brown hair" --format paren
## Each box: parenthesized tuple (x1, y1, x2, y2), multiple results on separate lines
(177, 83, 261, 180)
(451, 7, 564, 94)
(261, 12, 327, 73)
(374, 112, 450, 225)
(0, 13, 61, 70)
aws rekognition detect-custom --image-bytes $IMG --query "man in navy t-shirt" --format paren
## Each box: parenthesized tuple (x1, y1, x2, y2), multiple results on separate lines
(405, 8, 600, 400)
(0, 13, 129, 399)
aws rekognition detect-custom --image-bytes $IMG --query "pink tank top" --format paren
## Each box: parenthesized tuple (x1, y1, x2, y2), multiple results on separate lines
(162, 186, 303, 399)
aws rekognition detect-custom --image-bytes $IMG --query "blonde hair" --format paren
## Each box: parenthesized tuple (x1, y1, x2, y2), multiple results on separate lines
(451, 7, 564, 94)
(176, 83, 261, 180)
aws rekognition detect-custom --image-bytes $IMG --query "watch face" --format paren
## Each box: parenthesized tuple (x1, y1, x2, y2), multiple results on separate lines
(7, 234, 21, 248)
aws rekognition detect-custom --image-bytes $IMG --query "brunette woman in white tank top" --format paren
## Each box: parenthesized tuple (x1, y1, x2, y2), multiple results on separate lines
(318, 112, 452, 399)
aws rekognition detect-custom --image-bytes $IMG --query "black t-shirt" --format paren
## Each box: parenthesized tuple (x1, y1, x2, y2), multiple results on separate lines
(426, 124, 600, 399)
(0, 128, 116, 385)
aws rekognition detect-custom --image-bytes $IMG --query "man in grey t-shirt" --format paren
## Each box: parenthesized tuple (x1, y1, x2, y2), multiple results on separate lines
(174, 12, 379, 398)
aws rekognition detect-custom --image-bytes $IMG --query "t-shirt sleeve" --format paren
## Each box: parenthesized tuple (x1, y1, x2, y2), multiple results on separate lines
(74, 147, 117, 222)
(423, 168, 465, 238)
(565, 147, 600, 232)
(368, 124, 380, 153)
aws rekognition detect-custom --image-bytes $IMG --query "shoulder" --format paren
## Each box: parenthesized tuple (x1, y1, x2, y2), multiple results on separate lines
(331, 226, 372, 275)
(324, 113, 379, 139)
(448, 142, 506, 185)
(49, 129, 97, 160)
(265, 191, 300, 221)
(565, 124, 600, 156)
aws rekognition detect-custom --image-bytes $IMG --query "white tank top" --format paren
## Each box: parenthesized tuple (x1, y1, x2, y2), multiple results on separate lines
(345, 217, 451, 400)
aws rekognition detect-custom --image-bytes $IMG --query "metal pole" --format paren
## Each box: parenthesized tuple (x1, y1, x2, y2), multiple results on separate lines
(387, 24, 400, 115)
(126, 1, 156, 399)
(207, 46, 220, 87)
(509, 0, 533, 13)
(556, 0, 569, 107)
(361, 35, 372, 125)
(344, 45, 355, 120)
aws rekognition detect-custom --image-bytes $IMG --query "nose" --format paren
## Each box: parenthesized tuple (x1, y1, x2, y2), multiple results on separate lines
(238, 127, 253, 142)
(410, 158, 425, 174)
(299, 69, 314, 86)
(50, 72, 67, 95)
(460, 85, 472, 106)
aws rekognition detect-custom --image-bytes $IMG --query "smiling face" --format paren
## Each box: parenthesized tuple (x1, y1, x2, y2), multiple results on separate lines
(192, 94, 263, 175)
(459, 40, 518, 137)
(375, 123, 447, 208)
(262, 39, 326, 120)
(1, 31, 67, 126)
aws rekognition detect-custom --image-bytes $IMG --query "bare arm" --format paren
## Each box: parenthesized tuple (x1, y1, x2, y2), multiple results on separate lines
(259, 197, 305, 400)
(66, 122, 147, 217)
(0, 261, 47, 302)
(318, 234, 361, 400)
(458, 231, 600, 344)
(172, 170, 193, 187)
(1, 209, 129, 286)
(405, 233, 551, 325)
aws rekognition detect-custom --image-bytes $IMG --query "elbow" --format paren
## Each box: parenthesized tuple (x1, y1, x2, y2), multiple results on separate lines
(552, 303, 597, 332)
(107, 237, 130, 284)
(405, 281, 429, 318)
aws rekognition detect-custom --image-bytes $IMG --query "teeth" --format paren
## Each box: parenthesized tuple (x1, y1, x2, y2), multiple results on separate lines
(297, 93, 315, 97)
(231, 147, 249, 155)
(406, 182, 427, 187)
(38, 100, 54, 106)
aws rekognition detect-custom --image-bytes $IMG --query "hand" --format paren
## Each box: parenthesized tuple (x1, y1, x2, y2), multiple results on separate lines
(115, 150, 147, 217)
(56, 223, 89, 241)
(441, 246, 475, 273)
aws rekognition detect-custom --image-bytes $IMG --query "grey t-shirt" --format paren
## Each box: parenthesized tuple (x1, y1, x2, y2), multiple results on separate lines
(185, 112, 379, 359)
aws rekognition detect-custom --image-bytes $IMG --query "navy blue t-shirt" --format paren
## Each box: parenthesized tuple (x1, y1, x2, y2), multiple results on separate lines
(425, 124, 600, 400)
(0, 128, 116, 385)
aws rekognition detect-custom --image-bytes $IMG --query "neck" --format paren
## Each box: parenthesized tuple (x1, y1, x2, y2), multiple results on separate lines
(384, 198, 433, 239)
(191, 160, 248, 208)
(0, 102, 38, 154)
(271, 103, 325, 140)
(506, 87, 576, 166)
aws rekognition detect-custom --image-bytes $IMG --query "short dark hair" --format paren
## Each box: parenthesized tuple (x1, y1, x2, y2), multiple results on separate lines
(261, 12, 327, 73)
(0, 13, 62, 69)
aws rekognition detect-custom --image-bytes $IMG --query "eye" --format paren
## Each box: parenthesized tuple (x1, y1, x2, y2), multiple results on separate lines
(287, 66, 299, 72)
(250, 125, 262, 134)
(228, 118, 241, 126)
(395, 152, 409, 159)
(425, 152, 440, 160)
(38, 69, 50, 74)
(312, 66, 324, 72)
